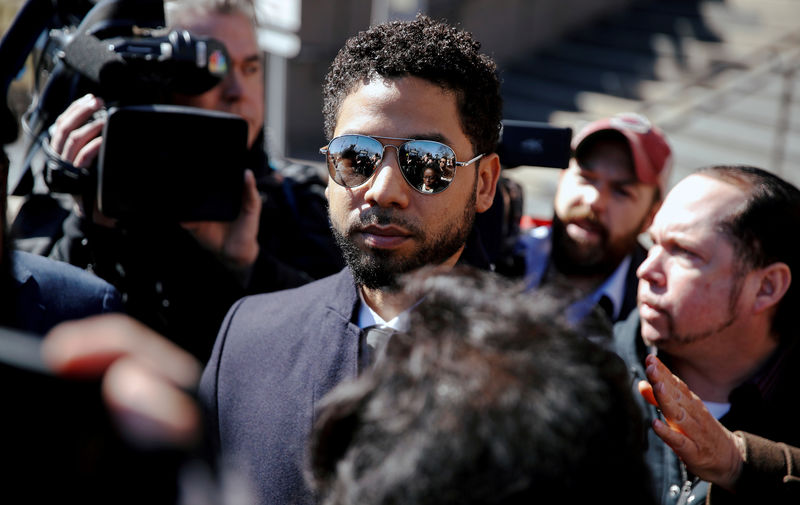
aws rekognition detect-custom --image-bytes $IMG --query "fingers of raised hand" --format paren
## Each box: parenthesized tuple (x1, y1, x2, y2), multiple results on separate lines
(242, 169, 261, 214)
(653, 417, 692, 452)
(61, 118, 105, 165)
(638, 380, 658, 407)
(645, 355, 698, 414)
(103, 357, 202, 449)
(220, 169, 261, 267)
(43, 313, 201, 388)
(51, 94, 105, 156)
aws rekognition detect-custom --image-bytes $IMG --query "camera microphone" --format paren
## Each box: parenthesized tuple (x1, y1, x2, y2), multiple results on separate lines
(61, 29, 230, 101)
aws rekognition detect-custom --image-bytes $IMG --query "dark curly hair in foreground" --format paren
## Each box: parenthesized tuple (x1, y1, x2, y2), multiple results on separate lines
(322, 15, 502, 157)
(309, 267, 656, 505)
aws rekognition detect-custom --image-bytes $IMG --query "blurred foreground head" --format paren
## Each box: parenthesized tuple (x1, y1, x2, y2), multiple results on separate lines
(309, 268, 656, 505)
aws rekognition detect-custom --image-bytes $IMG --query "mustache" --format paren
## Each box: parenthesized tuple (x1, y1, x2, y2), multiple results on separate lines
(565, 208, 607, 236)
(637, 294, 663, 311)
(350, 208, 423, 235)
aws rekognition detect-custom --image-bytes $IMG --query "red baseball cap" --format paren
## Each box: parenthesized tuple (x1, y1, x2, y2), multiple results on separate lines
(572, 112, 673, 194)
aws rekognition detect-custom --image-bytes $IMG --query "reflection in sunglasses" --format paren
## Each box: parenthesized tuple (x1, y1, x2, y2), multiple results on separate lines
(320, 134, 483, 194)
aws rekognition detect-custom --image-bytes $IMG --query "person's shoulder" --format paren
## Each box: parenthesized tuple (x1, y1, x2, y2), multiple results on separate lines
(13, 250, 114, 293)
(513, 225, 553, 281)
(12, 251, 123, 333)
(246, 268, 352, 302)
(208, 270, 357, 373)
(516, 224, 552, 249)
(225, 269, 356, 325)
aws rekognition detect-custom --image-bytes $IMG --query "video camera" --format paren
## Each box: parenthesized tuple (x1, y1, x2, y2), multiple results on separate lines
(2, 0, 248, 222)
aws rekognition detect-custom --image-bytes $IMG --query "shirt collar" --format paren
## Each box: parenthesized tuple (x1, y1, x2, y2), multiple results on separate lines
(593, 254, 632, 320)
(564, 253, 632, 324)
(357, 291, 412, 332)
(519, 225, 632, 320)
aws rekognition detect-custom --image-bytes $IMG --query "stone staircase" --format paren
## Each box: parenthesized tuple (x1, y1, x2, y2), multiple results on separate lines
(500, 0, 800, 217)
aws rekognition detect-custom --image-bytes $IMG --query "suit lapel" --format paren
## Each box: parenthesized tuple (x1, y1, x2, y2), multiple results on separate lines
(312, 268, 361, 410)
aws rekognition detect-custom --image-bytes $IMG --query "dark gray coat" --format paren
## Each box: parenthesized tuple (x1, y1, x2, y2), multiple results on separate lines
(199, 268, 360, 505)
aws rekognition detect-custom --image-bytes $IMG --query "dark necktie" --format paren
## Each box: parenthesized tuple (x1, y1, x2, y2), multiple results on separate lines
(359, 324, 396, 371)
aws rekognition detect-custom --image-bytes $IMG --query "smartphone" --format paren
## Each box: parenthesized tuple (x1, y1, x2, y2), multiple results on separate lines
(97, 105, 248, 222)
(497, 120, 573, 169)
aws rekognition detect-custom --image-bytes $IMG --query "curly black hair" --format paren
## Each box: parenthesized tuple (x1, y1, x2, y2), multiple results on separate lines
(310, 267, 656, 505)
(322, 15, 502, 157)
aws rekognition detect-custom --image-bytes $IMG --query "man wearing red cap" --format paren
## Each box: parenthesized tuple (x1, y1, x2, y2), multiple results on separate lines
(516, 112, 672, 327)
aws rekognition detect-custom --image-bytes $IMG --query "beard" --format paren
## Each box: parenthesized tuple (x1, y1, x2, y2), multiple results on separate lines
(659, 310, 738, 347)
(642, 268, 746, 348)
(332, 189, 477, 291)
(550, 209, 645, 278)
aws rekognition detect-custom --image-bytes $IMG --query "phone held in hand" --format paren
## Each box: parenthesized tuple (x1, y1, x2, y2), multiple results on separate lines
(497, 119, 573, 169)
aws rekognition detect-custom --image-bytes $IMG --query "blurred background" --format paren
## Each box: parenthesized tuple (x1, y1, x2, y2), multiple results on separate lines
(3, 0, 799, 220)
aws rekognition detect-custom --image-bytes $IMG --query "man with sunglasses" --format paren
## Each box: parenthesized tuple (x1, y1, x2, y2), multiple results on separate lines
(516, 112, 672, 329)
(199, 15, 501, 505)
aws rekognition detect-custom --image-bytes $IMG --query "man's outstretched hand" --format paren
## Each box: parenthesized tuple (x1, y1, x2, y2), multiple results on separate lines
(638, 354, 746, 491)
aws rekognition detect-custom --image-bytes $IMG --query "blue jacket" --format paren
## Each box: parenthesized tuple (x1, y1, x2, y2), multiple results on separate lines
(199, 268, 360, 505)
(10, 251, 122, 333)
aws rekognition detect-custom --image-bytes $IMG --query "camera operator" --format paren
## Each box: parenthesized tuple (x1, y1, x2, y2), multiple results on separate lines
(14, 0, 344, 362)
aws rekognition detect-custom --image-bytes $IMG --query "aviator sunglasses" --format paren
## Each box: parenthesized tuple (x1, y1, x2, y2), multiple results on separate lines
(320, 134, 484, 194)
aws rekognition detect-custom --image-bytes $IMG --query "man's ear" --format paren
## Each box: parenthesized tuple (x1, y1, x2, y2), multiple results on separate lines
(752, 262, 791, 315)
(475, 153, 501, 214)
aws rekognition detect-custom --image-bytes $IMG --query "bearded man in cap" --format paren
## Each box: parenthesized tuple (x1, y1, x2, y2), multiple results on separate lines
(516, 112, 672, 327)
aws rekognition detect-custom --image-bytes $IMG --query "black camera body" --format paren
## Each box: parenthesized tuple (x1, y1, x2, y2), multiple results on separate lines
(97, 105, 247, 222)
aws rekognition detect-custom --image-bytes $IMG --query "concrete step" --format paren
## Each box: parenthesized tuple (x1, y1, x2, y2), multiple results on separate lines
(502, 75, 643, 118)
(502, 97, 564, 122)
(652, 72, 800, 130)
(502, 78, 584, 117)
(676, 115, 800, 162)
(666, 130, 800, 188)
(506, 53, 673, 100)
(501, 0, 800, 219)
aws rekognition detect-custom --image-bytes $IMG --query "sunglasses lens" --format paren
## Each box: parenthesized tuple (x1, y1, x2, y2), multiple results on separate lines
(326, 135, 383, 187)
(399, 140, 456, 194)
